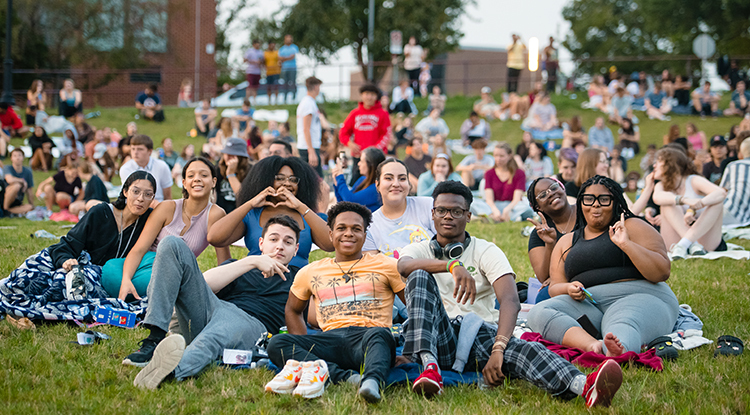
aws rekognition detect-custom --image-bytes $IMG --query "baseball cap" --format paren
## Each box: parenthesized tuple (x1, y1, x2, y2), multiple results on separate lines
(481, 86, 491, 94)
(221, 137, 250, 157)
(93, 143, 107, 159)
(710, 135, 727, 147)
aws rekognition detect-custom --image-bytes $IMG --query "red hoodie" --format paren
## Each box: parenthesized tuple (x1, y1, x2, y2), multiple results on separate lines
(339, 101, 391, 157)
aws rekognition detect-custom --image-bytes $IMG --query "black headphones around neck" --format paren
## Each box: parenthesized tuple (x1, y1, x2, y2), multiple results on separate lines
(429, 232, 471, 260)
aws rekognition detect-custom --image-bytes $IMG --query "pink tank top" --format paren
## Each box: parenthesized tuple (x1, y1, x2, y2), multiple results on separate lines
(151, 198, 212, 257)
(687, 133, 703, 150)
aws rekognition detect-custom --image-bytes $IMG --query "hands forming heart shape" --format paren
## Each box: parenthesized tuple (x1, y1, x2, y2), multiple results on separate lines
(250, 186, 301, 210)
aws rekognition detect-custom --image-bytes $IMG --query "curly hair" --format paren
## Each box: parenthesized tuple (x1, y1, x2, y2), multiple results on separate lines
(656, 147, 696, 192)
(327, 201, 372, 229)
(236, 155, 320, 211)
(527, 176, 566, 216)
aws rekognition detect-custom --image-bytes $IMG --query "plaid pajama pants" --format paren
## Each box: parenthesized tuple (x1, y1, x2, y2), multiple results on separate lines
(402, 270, 582, 397)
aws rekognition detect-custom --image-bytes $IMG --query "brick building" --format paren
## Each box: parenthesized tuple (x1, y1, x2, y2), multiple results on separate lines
(69, 0, 217, 108)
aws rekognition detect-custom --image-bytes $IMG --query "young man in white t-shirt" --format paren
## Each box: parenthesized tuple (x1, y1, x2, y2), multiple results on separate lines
(119, 134, 173, 204)
(296, 76, 323, 177)
(397, 180, 623, 408)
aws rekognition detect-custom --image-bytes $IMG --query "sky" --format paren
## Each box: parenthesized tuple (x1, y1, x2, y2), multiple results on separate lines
(221, 0, 571, 99)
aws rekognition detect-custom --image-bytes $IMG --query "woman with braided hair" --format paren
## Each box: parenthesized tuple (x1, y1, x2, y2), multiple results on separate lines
(528, 175, 677, 357)
(526, 176, 577, 302)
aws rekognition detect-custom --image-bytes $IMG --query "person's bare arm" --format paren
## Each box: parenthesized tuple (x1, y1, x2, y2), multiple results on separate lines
(610, 215, 670, 282)
(285, 292, 309, 335)
(483, 273, 519, 387)
(398, 255, 476, 305)
(204, 254, 289, 292)
(547, 233, 575, 297)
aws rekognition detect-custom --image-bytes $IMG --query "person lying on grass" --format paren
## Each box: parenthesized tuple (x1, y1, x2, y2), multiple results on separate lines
(127, 215, 300, 389)
(397, 180, 622, 408)
(265, 202, 405, 404)
(528, 175, 678, 358)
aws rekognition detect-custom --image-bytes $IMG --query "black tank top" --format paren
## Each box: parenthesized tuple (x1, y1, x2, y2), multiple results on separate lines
(564, 227, 644, 287)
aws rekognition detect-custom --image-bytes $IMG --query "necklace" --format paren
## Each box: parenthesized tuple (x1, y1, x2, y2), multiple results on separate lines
(334, 255, 364, 283)
(558, 207, 575, 234)
(116, 209, 139, 258)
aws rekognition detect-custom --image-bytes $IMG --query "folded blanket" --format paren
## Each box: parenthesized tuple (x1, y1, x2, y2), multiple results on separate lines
(520, 332, 664, 371)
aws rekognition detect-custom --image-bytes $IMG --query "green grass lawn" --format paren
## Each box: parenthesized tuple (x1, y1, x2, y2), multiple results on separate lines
(1, 94, 749, 414)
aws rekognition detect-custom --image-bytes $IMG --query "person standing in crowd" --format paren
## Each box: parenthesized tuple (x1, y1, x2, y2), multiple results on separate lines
(264, 40, 281, 106)
(296, 76, 324, 177)
(543, 37, 558, 93)
(403, 36, 426, 94)
(3, 148, 35, 215)
(506, 34, 526, 93)
(135, 84, 165, 122)
(405, 136, 432, 191)
(58, 78, 83, 118)
(456, 138, 494, 191)
(119, 135, 173, 204)
(244, 40, 264, 105)
(339, 84, 392, 186)
(278, 35, 300, 104)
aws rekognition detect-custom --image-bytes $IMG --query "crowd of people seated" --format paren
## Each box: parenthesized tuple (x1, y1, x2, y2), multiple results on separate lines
(1, 52, 749, 411)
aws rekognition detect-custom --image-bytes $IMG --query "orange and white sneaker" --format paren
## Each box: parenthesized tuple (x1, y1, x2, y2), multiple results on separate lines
(264, 359, 302, 394)
(292, 360, 329, 399)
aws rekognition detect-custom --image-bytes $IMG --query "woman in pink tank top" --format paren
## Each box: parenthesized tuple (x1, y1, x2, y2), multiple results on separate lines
(117, 157, 230, 300)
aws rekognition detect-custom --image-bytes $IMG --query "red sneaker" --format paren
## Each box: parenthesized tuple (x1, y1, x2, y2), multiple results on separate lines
(412, 364, 443, 398)
(583, 359, 623, 408)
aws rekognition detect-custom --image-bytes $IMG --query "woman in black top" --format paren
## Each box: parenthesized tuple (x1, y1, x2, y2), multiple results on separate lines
(0, 172, 155, 319)
(526, 177, 577, 302)
(528, 176, 677, 357)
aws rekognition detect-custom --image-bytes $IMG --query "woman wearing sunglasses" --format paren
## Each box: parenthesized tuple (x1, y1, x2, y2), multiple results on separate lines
(528, 175, 677, 357)
(208, 156, 334, 270)
(112, 157, 231, 300)
(525, 177, 577, 302)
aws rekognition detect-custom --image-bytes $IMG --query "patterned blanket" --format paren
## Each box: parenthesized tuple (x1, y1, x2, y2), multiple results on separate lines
(0, 249, 147, 321)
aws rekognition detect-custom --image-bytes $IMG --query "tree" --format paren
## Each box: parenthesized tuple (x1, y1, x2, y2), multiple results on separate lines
(273, 0, 472, 83)
(563, 0, 750, 77)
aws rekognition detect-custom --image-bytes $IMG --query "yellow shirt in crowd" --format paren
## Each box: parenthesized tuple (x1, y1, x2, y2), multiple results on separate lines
(264, 50, 281, 76)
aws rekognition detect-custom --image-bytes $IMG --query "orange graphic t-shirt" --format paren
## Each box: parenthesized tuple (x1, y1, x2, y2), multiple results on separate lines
(290, 253, 405, 331)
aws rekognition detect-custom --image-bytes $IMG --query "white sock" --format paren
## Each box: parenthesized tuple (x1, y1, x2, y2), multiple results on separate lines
(420, 351, 440, 374)
(569, 374, 586, 395)
(677, 238, 692, 250)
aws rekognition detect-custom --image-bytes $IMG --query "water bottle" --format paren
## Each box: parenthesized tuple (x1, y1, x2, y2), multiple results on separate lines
(32, 230, 58, 239)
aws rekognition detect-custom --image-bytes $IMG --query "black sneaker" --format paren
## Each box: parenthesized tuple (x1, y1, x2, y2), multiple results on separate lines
(123, 337, 161, 367)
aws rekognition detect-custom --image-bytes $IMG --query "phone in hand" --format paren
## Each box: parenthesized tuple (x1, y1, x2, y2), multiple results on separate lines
(338, 151, 348, 168)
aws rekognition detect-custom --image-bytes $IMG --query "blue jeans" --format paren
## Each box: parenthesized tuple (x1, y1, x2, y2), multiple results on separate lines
(142, 236, 265, 379)
(281, 68, 297, 102)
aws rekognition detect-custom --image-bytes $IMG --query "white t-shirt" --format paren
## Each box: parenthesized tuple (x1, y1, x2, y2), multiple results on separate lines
(458, 153, 495, 181)
(119, 158, 173, 202)
(399, 237, 515, 323)
(403, 44, 424, 71)
(364, 197, 436, 257)
(296, 95, 321, 150)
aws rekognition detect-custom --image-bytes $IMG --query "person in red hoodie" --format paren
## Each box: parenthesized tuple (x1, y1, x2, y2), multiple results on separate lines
(340, 84, 392, 186)
(0, 103, 30, 158)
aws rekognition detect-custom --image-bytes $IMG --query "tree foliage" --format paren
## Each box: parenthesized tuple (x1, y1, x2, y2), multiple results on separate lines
(247, 0, 472, 82)
(563, 0, 750, 76)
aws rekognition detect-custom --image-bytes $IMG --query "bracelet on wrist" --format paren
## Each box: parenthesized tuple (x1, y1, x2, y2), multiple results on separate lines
(302, 208, 310, 217)
(227, 173, 236, 178)
(447, 260, 463, 274)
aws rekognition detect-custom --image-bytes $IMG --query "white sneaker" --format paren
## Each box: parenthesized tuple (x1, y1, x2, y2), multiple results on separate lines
(511, 113, 522, 121)
(133, 334, 185, 390)
(264, 359, 302, 394)
(292, 360, 329, 399)
(669, 244, 689, 260)
(688, 242, 707, 256)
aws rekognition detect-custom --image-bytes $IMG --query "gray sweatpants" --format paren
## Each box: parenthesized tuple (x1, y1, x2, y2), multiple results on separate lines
(143, 236, 266, 379)
(527, 280, 679, 354)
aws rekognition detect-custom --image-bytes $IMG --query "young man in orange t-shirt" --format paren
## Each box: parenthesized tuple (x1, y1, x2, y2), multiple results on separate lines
(266, 202, 405, 403)
(264, 41, 281, 105)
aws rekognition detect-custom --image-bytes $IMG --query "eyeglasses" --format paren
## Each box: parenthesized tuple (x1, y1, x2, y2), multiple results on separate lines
(130, 187, 155, 201)
(581, 194, 613, 207)
(274, 174, 300, 184)
(536, 182, 562, 202)
(433, 207, 468, 218)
